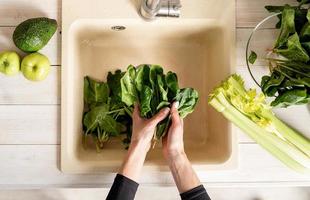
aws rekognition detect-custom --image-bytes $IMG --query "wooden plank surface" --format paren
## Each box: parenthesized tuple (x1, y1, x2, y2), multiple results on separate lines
(0, 0, 61, 27)
(236, 0, 297, 27)
(0, 0, 309, 190)
(0, 105, 59, 144)
(0, 144, 309, 188)
(0, 68, 60, 105)
(0, 187, 309, 200)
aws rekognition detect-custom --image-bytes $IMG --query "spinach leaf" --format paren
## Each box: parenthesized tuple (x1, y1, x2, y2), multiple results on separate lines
(261, 73, 286, 96)
(84, 76, 109, 106)
(107, 70, 125, 101)
(297, 0, 310, 6)
(121, 65, 138, 106)
(299, 10, 310, 41)
(248, 51, 258, 64)
(275, 32, 310, 62)
(301, 41, 310, 54)
(156, 117, 171, 139)
(156, 101, 170, 110)
(294, 8, 308, 33)
(174, 88, 199, 118)
(166, 71, 179, 99)
(275, 7, 296, 48)
(300, 23, 310, 41)
(157, 74, 168, 102)
(135, 65, 151, 92)
(83, 104, 109, 134)
(271, 89, 309, 107)
(265, 5, 286, 13)
(149, 65, 164, 114)
(99, 115, 125, 136)
(139, 85, 153, 117)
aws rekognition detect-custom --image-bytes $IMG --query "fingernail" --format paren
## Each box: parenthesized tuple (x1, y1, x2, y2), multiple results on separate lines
(163, 107, 170, 113)
(174, 101, 179, 109)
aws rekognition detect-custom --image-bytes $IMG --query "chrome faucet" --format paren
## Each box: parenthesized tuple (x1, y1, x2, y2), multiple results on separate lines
(140, 0, 181, 20)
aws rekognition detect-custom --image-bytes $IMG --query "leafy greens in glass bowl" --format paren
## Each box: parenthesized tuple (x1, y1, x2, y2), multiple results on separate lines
(246, 3, 310, 108)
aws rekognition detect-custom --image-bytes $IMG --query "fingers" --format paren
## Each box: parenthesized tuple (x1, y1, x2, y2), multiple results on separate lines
(148, 107, 170, 126)
(170, 102, 182, 128)
(133, 103, 142, 121)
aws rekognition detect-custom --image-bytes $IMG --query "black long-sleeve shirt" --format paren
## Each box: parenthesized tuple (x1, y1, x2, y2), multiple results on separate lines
(106, 174, 211, 200)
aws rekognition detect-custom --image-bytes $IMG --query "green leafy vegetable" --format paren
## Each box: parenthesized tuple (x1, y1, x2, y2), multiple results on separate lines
(83, 75, 132, 151)
(275, 33, 309, 62)
(107, 70, 125, 101)
(84, 76, 109, 106)
(208, 74, 310, 174)
(83, 64, 199, 150)
(270, 89, 310, 107)
(120, 64, 199, 142)
(260, 2, 310, 107)
(140, 85, 153, 117)
(275, 7, 296, 48)
(121, 65, 138, 106)
(174, 88, 199, 118)
(166, 71, 179, 99)
(248, 51, 258, 64)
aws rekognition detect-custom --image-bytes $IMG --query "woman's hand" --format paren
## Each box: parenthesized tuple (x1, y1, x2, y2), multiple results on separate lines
(162, 102, 185, 162)
(130, 103, 170, 152)
(162, 102, 201, 193)
(119, 104, 169, 182)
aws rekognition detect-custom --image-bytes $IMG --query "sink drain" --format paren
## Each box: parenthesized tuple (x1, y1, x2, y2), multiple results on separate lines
(111, 26, 126, 31)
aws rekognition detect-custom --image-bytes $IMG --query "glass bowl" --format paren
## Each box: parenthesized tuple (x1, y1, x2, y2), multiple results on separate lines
(245, 13, 281, 87)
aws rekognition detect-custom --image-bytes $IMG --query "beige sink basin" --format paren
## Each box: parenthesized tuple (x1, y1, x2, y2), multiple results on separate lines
(61, 1, 236, 173)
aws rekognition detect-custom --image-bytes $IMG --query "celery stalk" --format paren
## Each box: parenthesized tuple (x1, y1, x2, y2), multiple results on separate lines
(261, 109, 310, 157)
(208, 74, 310, 174)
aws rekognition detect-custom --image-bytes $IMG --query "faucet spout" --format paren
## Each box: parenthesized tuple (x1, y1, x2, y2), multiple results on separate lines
(140, 0, 181, 20)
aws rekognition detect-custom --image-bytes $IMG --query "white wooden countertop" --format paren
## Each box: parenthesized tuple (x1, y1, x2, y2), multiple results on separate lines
(0, 0, 309, 189)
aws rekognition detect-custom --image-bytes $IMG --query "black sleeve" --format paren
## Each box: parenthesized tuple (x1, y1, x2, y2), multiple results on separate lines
(180, 185, 211, 200)
(106, 174, 139, 200)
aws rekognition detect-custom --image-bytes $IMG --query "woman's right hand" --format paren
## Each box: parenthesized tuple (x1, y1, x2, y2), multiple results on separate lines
(162, 102, 186, 162)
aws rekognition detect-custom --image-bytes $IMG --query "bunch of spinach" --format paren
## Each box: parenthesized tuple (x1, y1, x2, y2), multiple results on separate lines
(120, 64, 199, 144)
(82, 64, 199, 150)
(249, 1, 310, 107)
(83, 75, 132, 151)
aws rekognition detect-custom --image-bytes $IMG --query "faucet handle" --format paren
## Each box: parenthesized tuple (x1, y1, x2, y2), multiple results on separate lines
(140, 0, 181, 20)
(170, 0, 182, 10)
(168, 0, 181, 17)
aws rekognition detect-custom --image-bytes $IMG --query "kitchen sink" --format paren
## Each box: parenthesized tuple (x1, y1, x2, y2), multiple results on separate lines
(61, 0, 236, 173)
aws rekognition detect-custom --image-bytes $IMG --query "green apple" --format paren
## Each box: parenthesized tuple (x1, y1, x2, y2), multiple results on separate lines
(21, 52, 51, 81)
(0, 51, 21, 76)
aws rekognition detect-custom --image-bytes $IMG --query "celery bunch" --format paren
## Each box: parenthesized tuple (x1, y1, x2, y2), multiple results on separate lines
(208, 74, 310, 174)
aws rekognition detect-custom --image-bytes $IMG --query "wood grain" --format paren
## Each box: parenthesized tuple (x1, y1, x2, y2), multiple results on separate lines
(0, 144, 308, 188)
(0, 105, 59, 144)
(0, 0, 61, 27)
(236, 0, 298, 28)
(0, 187, 309, 200)
(0, 67, 60, 105)
(0, 0, 310, 190)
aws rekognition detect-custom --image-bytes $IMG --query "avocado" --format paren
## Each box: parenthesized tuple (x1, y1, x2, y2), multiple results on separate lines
(13, 17, 57, 53)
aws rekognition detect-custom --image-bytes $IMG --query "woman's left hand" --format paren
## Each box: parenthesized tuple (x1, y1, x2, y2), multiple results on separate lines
(130, 104, 170, 152)
(119, 104, 170, 181)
